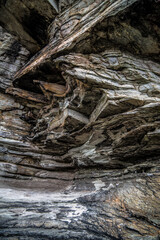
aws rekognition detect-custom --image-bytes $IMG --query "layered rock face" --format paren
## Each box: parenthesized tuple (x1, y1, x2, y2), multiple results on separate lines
(0, 0, 160, 239)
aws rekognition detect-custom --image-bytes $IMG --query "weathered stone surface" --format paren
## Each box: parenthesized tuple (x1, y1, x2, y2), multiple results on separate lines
(0, 0, 160, 239)
(75, 0, 160, 62)
(0, 26, 30, 90)
(0, 0, 58, 52)
(14, 0, 139, 79)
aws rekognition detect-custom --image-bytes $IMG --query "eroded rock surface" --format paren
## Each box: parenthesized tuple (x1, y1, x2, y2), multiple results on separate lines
(0, 0, 160, 239)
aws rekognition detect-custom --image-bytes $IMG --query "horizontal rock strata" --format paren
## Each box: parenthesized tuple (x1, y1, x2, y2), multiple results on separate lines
(0, 0, 160, 239)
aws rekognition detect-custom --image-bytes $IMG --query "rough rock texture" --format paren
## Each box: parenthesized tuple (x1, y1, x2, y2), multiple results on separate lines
(0, 0, 160, 239)
(0, 0, 58, 52)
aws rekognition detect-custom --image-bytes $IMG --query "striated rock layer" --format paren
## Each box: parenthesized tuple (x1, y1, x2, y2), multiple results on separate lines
(0, 0, 160, 239)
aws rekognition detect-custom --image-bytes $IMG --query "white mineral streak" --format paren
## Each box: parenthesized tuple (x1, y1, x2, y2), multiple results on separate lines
(93, 179, 106, 191)
(0, 187, 93, 202)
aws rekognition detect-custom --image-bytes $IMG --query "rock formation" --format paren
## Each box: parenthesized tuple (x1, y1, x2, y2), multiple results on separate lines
(0, 0, 160, 239)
